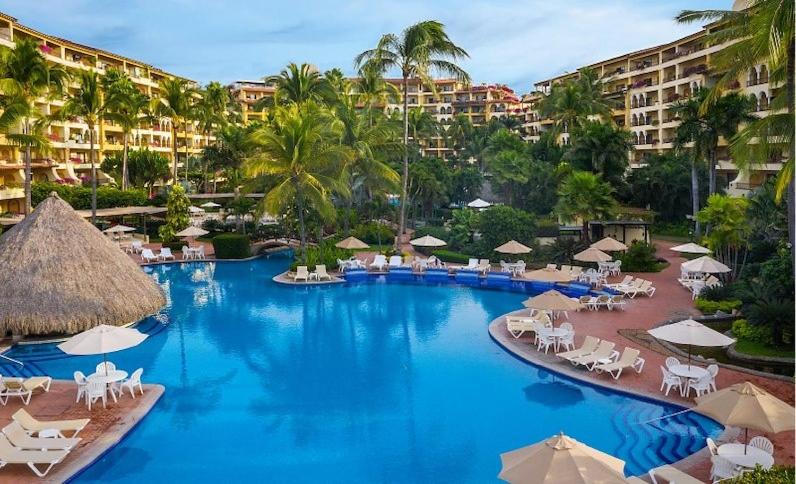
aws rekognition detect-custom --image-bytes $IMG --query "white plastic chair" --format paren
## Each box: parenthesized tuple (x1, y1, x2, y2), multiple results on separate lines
(537, 333, 556, 354)
(665, 357, 680, 370)
(73, 371, 88, 403)
(710, 455, 740, 483)
(558, 331, 575, 352)
(687, 374, 713, 398)
(96, 362, 116, 375)
(659, 366, 682, 396)
(85, 381, 107, 410)
(117, 368, 144, 399)
(749, 436, 774, 455)
(130, 240, 143, 254)
(181, 246, 192, 260)
(706, 364, 719, 392)
(706, 437, 719, 456)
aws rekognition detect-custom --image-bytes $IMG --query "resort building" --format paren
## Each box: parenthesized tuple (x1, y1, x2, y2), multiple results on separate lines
(520, 7, 785, 197)
(227, 80, 276, 124)
(0, 12, 211, 214)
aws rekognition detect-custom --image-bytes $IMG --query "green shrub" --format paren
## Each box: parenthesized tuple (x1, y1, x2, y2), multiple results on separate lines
(351, 222, 395, 245)
(731, 465, 794, 483)
(695, 298, 742, 314)
(477, 205, 536, 253)
(731, 319, 774, 346)
(619, 242, 664, 272)
(162, 240, 187, 251)
(32, 182, 149, 209)
(653, 222, 691, 238)
(290, 241, 351, 271)
(212, 234, 251, 259)
(413, 225, 449, 241)
(536, 223, 560, 238)
(432, 250, 473, 264)
(699, 284, 734, 302)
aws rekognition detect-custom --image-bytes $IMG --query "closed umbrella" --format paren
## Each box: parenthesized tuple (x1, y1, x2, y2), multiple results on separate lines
(670, 242, 711, 254)
(648, 319, 735, 367)
(574, 247, 612, 263)
(467, 198, 491, 209)
(524, 268, 572, 283)
(590, 237, 627, 252)
(695, 382, 795, 454)
(499, 432, 627, 484)
(495, 240, 532, 254)
(409, 235, 447, 247)
(58, 324, 148, 375)
(103, 224, 135, 233)
(523, 290, 583, 312)
(335, 236, 369, 250)
(681, 256, 730, 274)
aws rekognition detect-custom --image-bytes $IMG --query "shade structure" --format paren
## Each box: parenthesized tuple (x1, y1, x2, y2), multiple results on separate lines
(523, 290, 583, 312)
(58, 324, 148, 356)
(495, 240, 532, 254)
(574, 247, 612, 263)
(524, 268, 572, 283)
(681, 256, 730, 274)
(409, 235, 447, 247)
(103, 224, 135, 233)
(200, 202, 221, 208)
(335, 236, 369, 250)
(590, 237, 627, 252)
(188, 205, 205, 214)
(648, 319, 735, 366)
(695, 382, 795, 434)
(0, 193, 166, 336)
(175, 226, 209, 238)
(498, 432, 626, 484)
(670, 242, 711, 254)
(467, 198, 491, 208)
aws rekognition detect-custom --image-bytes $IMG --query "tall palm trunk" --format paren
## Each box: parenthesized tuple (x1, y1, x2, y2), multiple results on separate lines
(397, 76, 409, 249)
(183, 123, 189, 183)
(708, 146, 717, 196)
(171, 122, 179, 182)
(691, 158, 701, 237)
(23, 119, 32, 215)
(122, 132, 129, 190)
(292, 177, 308, 260)
(89, 125, 97, 224)
(787, 38, 795, 259)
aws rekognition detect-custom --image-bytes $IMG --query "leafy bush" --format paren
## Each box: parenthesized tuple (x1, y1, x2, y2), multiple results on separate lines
(212, 234, 251, 259)
(158, 185, 190, 243)
(695, 298, 742, 315)
(290, 241, 351, 271)
(730, 465, 794, 483)
(699, 284, 735, 302)
(413, 225, 449, 241)
(477, 205, 536, 253)
(731, 319, 774, 346)
(32, 182, 149, 209)
(351, 222, 395, 245)
(432, 250, 473, 264)
(618, 242, 664, 272)
(542, 237, 586, 264)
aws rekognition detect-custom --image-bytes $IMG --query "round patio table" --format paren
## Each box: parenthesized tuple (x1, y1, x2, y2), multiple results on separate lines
(668, 364, 709, 397)
(718, 443, 774, 469)
(537, 327, 571, 352)
(87, 370, 128, 403)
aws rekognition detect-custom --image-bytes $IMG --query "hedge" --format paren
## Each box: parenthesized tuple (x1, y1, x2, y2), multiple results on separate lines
(695, 298, 742, 315)
(212, 234, 251, 259)
(432, 250, 473, 264)
(731, 466, 794, 483)
(32, 182, 149, 209)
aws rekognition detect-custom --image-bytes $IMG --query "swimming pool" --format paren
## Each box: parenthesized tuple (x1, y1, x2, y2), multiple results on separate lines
(2, 255, 721, 482)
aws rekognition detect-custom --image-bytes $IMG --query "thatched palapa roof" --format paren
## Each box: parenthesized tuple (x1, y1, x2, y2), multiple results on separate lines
(0, 193, 166, 336)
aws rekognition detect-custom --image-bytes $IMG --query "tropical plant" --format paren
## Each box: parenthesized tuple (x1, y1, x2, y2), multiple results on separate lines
(158, 184, 190, 243)
(266, 63, 331, 106)
(0, 38, 68, 214)
(696, 194, 750, 279)
(538, 68, 614, 136)
(101, 149, 170, 196)
(153, 77, 197, 182)
(618, 242, 663, 272)
(244, 103, 352, 257)
(194, 81, 230, 191)
(477, 205, 536, 256)
(407, 157, 450, 220)
(625, 153, 707, 223)
(555, 171, 617, 242)
(566, 121, 632, 187)
(488, 150, 529, 206)
(356, 20, 470, 247)
(203, 124, 252, 193)
(354, 65, 400, 126)
(406, 107, 442, 152)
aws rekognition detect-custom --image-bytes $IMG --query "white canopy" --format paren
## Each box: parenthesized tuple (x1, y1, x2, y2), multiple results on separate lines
(670, 242, 711, 254)
(200, 202, 221, 208)
(175, 226, 210, 238)
(648, 319, 736, 347)
(682, 256, 731, 274)
(467, 198, 492, 209)
(103, 224, 135, 233)
(58, 324, 148, 356)
(409, 235, 447, 247)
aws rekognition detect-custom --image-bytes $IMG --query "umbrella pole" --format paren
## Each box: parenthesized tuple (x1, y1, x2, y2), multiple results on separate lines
(103, 353, 108, 376)
(744, 428, 748, 455)
(687, 344, 692, 370)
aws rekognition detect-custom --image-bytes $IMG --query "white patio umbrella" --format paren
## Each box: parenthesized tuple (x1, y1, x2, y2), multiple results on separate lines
(670, 242, 711, 254)
(200, 202, 221, 209)
(573, 247, 612, 263)
(58, 324, 148, 375)
(648, 319, 735, 367)
(495, 240, 532, 254)
(409, 235, 447, 247)
(467, 198, 492, 209)
(102, 224, 135, 233)
(188, 205, 205, 214)
(681, 256, 730, 274)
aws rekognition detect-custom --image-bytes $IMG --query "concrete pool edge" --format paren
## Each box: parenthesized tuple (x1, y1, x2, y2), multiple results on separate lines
(487, 314, 738, 478)
(58, 384, 165, 483)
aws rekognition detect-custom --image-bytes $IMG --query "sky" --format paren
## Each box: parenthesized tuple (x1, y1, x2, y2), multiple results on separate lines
(4, 0, 729, 93)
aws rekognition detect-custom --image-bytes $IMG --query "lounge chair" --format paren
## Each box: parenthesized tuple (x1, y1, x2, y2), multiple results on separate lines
(569, 341, 617, 370)
(556, 336, 600, 360)
(141, 248, 158, 263)
(569, 266, 583, 278)
(606, 276, 632, 289)
(0, 376, 52, 406)
(129, 240, 143, 254)
(158, 247, 175, 261)
(647, 465, 703, 484)
(3, 421, 80, 451)
(592, 295, 610, 310)
(593, 348, 645, 379)
(460, 258, 479, 270)
(578, 295, 594, 310)
(560, 264, 572, 273)
(313, 265, 331, 281)
(477, 259, 491, 274)
(12, 409, 90, 438)
(546, 263, 557, 270)
(0, 434, 69, 478)
(636, 280, 656, 297)
(293, 266, 309, 282)
(370, 255, 388, 271)
(388, 255, 403, 268)
(608, 295, 626, 311)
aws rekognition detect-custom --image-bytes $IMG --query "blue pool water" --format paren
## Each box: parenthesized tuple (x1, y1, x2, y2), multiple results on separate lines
(2, 255, 721, 482)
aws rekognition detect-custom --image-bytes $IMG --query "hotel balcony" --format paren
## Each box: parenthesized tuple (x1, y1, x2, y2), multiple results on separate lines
(0, 185, 24, 201)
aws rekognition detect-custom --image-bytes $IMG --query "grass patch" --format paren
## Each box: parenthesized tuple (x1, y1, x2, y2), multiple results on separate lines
(734, 340, 795, 359)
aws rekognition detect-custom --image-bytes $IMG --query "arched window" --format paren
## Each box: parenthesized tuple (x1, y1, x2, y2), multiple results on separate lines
(748, 67, 758, 86)
(759, 65, 769, 83)
(758, 92, 769, 111)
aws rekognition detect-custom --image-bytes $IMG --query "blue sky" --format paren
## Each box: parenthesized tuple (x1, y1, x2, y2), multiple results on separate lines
(5, 0, 729, 92)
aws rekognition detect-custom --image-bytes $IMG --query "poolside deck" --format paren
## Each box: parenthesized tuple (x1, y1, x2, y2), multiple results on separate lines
(489, 239, 795, 481)
(0, 380, 163, 482)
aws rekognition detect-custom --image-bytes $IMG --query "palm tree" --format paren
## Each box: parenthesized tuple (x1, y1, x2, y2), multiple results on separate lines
(244, 103, 352, 255)
(566, 121, 632, 186)
(406, 107, 442, 151)
(103, 69, 150, 190)
(677, 0, 794, 247)
(194, 82, 230, 191)
(266, 63, 331, 106)
(0, 38, 68, 214)
(555, 171, 617, 243)
(62, 70, 107, 223)
(356, 20, 470, 247)
(539, 68, 613, 137)
(355, 65, 400, 126)
(153, 77, 197, 182)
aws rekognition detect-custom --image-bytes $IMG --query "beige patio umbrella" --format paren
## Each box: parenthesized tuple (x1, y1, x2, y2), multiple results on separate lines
(495, 240, 532, 254)
(103, 224, 136, 233)
(58, 324, 148, 375)
(648, 319, 735, 367)
(681, 256, 730, 274)
(670, 242, 711, 254)
(590, 237, 627, 252)
(574, 247, 612, 263)
(175, 226, 209, 238)
(200, 201, 221, 209)
(522, 290, 583, 312)
(499, 432, 627, 484)
(524, 268, 572, 283)
(335, 236, 369, 250)
(409, 235, 447, 247)
(695, 382, 795, 453)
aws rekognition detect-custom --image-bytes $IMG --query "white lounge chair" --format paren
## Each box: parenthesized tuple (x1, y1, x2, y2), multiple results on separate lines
(370, 255, 388, 271)
(478, 259, 491, 274)
(130, 240, 143, 254)
(293, 266, 309, 282)
(0, 433, 69, 478)
(461, 258, 479, 270)
(606, 276, 633, 289)
(647, 465, 703, 484)
(0, 376, 52, 406)
(546, 263, 557, 270)
(569, 341, 617, 370)
(505, 318, 541, 339)
(141, 248, 158, 263)
(12, 409, 90, 438)
(557, 336, 600, 360)
(592, 295, 610, 310)
(117, 368, 144, 399)
(578, 295, 594, 310)
(158, 247, 175, 261)
(608, 295, 626, 311)
(593, 347, 645, 379)
(313, 265, 332, 281)
(388, 255, 403, 268)
(3, 421, 80, 451)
